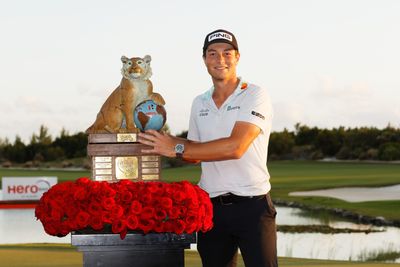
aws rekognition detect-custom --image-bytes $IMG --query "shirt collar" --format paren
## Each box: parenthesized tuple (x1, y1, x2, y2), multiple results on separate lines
(201, 77, 246, 100)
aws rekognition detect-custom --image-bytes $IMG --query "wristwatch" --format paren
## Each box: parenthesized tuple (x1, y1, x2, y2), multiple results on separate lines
(174, 143, 185, 159)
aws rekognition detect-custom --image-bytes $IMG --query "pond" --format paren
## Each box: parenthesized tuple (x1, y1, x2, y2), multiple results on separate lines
(1, 206, 399, 262)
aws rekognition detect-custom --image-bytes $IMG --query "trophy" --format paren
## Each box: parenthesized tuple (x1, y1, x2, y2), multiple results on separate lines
(86, 55, 166, 182)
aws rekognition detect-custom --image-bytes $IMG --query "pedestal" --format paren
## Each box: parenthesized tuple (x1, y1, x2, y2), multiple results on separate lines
(71, 231, 196, 267)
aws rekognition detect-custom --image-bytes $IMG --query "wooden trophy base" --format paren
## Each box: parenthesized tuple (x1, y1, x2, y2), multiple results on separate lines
(87, 133, 161, 182)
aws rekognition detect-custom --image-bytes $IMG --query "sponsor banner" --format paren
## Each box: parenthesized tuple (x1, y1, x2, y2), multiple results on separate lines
(1, 177, 57, 201)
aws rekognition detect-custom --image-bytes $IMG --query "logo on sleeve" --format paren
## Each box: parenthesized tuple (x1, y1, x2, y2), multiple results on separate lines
(251, 111, 265, 120)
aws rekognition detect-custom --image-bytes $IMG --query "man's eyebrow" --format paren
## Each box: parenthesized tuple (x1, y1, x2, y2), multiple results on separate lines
(207, 48, 234, 53)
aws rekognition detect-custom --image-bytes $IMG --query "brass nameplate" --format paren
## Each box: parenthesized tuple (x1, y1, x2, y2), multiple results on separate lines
(96, 169, 112, 175)
(95, 156, 112, 162)
(95, 162, 112, 169)
(95, 175, 112, 181)
(142, 162, 159, 168)
(142, 168, 159, 174)
(115, 156, 138, 179)
(142, 155, 158, 161)
(142, 174, 159, 180)
(117, 133, 137, 142)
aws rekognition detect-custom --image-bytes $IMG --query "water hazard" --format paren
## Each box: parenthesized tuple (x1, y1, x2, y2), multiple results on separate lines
(1, 206, 399, 262)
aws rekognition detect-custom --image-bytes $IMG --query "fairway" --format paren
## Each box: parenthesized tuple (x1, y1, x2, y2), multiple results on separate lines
(1, 160, 400, 221)
(0, 244, 399, 267)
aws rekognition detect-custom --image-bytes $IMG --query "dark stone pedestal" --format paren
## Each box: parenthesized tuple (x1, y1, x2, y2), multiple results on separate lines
(71, 231, 196, 267)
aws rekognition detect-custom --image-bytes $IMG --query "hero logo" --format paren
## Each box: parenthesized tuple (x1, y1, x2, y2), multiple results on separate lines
(208, 32, 233, 42)
(7, 179, 51, 194)
(2, 177, 57, 200)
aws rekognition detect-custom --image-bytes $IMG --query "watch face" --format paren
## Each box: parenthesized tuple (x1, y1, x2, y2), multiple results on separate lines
(175, 144, 184, 153)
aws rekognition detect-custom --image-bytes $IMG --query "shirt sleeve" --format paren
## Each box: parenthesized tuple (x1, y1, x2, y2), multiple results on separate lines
(187, 97, 200, 142)
(236, 85, 273, 134)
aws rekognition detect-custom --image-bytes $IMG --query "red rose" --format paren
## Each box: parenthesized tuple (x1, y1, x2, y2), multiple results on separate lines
(145, 182, 158, 193)
(160, 197, 173, 210)
(76, 177, 91, 185)
(154, 209, 167, 221)
(130, 200, 142, 214)
(126, 215, 139, 230)
(139, 219, 155, 234)
(112, 219, 126, 234)
(140, 207, 155, 220)
(111, 205, 124, 219)
(185, 222, 198, 233)
(102, 197, 116, 210)
(172, 219, 186, 234)
(154, 221, 165, 233)
(88, 202, 102, 216)
(76, 211, 90, 228)
(73, 187, 87, 201)
(36, 179, 215, 239)
(50, 207, 63, 221)
(101, 211, 113, 224)
(172, 190, 186, 203)
(90, 216, 103, 231)
(120, 190, 133, 203)
(141, 193, 152, 204)
(168, 206, 181, 219)
(44, 222, 58, 236)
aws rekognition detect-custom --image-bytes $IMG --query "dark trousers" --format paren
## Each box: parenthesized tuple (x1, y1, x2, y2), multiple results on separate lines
(198, 193, 278, 267)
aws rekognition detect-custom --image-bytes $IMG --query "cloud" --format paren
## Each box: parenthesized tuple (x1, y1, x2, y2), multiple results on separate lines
(272, 101, 306, 131)
(314, 75, 372, 100)
(15, 96, 53, 113)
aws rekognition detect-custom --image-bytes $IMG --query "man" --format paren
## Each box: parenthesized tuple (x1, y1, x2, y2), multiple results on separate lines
(139, 29, 277, 267)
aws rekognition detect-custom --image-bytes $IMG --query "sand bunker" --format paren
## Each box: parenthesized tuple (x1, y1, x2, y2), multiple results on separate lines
(289, 184, 400, 202)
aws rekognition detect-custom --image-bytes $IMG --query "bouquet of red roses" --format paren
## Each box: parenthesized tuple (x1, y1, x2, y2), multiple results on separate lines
(35, 177, 213, 239)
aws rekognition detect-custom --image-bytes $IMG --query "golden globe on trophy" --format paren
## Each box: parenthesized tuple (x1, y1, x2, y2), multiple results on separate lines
(85, 55, 166, 182)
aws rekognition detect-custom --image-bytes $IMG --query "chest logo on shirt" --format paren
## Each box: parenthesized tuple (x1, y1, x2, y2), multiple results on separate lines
(227, 105, 240, 111)
(199, 108, 209, 117)
(251, 111, 265, 120)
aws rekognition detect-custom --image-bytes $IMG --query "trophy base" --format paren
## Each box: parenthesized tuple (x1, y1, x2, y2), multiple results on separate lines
(71, 231, 196, 267)
(87, 133, 161, 182)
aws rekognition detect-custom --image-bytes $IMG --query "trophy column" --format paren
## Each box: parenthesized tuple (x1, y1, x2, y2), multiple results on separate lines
(87, 133, 161, 182)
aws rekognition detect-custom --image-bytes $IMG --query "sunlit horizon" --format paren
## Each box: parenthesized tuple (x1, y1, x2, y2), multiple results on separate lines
(1, 0, 399, 142)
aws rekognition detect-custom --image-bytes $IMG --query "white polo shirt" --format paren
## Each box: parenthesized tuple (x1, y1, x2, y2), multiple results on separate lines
(187, 78, 273, 198)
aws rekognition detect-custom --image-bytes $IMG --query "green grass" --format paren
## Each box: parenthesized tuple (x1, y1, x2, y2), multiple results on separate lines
(1, 160, 400, 220)
(268, 161, 400, 221)
(0, 244, 399, 267)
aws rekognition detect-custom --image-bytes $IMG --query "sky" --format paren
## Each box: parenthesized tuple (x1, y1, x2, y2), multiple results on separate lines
(0, 0, 399, 143)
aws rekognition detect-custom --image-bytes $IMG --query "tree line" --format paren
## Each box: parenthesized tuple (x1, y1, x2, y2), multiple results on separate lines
(0, 125, 87, 165)
(0, 124, 399, 166)
(268, 123, 400, 161)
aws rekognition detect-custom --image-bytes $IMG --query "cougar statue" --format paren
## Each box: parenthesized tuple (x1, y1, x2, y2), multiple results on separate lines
(86, 55, 165, 133)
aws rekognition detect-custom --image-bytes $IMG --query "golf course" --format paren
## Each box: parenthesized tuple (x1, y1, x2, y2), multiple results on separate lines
(1, 160, 400, 266)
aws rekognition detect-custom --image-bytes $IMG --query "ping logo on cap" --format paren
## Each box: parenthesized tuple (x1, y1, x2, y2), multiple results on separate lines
(208, 32, 233, 42)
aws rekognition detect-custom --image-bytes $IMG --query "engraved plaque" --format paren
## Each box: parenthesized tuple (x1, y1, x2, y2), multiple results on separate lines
(142, 155, 158, 161)
(88, 134, 162, 181)
(142, 168, 159, 174)
(142, 162, 159, 168)
(115, 157, 138, 179)
(95, 162, 112, 169)
(95, 156, 112, 163)
(117, 133, 137, 142)
(96, 169, 112, 175)
(95, 175, 113, 181)
(142, 174, 159, 180)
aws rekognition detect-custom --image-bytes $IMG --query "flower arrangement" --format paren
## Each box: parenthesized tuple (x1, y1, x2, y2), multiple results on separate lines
(35, 177, 213, 239)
